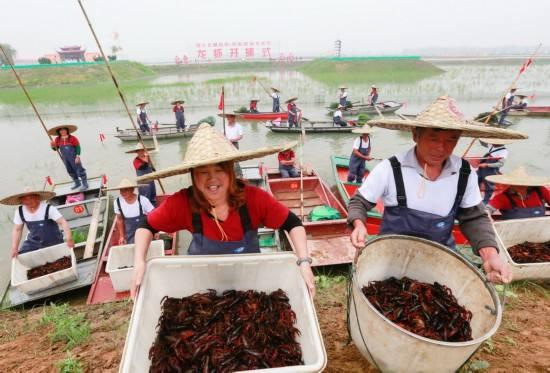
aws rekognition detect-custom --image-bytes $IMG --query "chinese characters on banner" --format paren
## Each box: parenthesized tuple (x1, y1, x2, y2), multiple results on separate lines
(174, 41, 296, 64)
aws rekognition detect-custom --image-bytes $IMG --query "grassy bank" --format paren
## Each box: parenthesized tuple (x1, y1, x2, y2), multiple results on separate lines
(298, 58, 444, 85)
(151, 60, 307, 75)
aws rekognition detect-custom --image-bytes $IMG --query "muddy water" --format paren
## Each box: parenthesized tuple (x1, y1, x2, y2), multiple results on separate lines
(1, 62, 550, 294)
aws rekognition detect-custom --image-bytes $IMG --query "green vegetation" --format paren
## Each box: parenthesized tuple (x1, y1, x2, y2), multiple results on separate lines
(298, 58, 444, 85)
(57, 352, 84, 373)
(151, 60, 306, 75)
(205, 75, 257, 84)
(40, 303, 90, 350)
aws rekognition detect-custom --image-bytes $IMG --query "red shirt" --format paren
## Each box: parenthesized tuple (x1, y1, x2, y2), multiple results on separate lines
(489, 187, 550, 210)
(133, 157, 149, 171)
(278, 150, 295, 163)
(54, 135, 80, 147)
(172, 105, 184, 113)
(147, 185, 290, 240)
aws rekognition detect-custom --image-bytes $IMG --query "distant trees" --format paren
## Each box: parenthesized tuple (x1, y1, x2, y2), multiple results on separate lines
(0, 43, 16, 65)
(38, 57, 52, 64)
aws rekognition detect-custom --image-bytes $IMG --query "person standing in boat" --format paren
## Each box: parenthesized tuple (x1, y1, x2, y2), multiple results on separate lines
(348, 95, 527, 284)
(130, 124, 315, 297)
(477, 138, 514, 205)
(486, 167, 550, 220)
(339, 87, 349, 107)
(127, 142, 157, 206)
(107, 179, 155, 245)
(271, 87, 281, 112)
(286, 97, 301, 128)
(498, 87, 517, 125)
(368, 85, 379, 106)
(171, 100, 186, 132)
(136, 102, 151, 133)
(347, 126, 375, 183)
(249, 99, 260, 113)
(2, 188, 74, 257)
(221, 114, 244, 149)
(333, 104, 348, 127)
(49, 125, 89, 191)
(278, 143, 300, 178)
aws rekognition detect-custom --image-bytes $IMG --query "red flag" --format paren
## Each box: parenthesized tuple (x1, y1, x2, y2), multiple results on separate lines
(102, 174, 108, 185)
(519, 63, 526, 74)
(529, 93, 536, 101)
(45, 176, 53, 185)
(526, 58, 532, 67)
(218, 89, 224, 110)
(99, 133, 106, 142)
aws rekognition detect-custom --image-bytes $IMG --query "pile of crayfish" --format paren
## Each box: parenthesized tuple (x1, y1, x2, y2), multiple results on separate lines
(149, 289, 303, 372)
(362, 277, 473, 342)
(508, 241, 550, 263)
(27, 256, 71, 280)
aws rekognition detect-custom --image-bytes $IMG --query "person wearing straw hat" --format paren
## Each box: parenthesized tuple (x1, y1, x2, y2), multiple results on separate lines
(278, 143, 299, 178)
(249, 99, 260, 113)
(285, 97, 301, 128)
(130, 124, 315, 297)
(126, 142, 157, 206)
(477, 138, 514, 205)
(338, 86, 349, 107)
(498, 87, 517, 125)
(171, 100, 186, 132)
(348, 95, 528, 284)
(368, 85, 378, 106)
(333, 104, 348, 127)
(1, 188, 73, 257)
(513, 94, 529, 110)
(136, 102, 151, 133)
(49, 125, 89, 191)
(219, 113, 244, 149)
(347, 126, 375, 183)
(106, 178, 155, 244)
(271, 87, 281, 112)
(486, 167, 550, 220)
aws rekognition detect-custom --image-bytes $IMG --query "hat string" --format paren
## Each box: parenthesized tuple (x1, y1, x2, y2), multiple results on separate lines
(417, 163, 428, 199)
(210, 206, 229, 241)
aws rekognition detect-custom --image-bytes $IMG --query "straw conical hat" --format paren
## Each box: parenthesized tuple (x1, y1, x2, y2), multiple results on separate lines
(285, 97, 298, 104)
(0, 187, 56, 206)
(105, 178, 147, 191)
(352, 126, 377, 134)
(125, 142, 155, 154)
(47, 125, 78, 136)
(250, 99, 260, 102)
(136, 102, 149, 107)
(281, 141, 299, 151)
(367, 95, 528, 140)
(271, 87, 280, 92)
(479, 138, 518, 145)
(171, 100, 185, 105)
(371, 85, 377, 89)
(137, 123, 286, 182)
(486, 167, 550, 187)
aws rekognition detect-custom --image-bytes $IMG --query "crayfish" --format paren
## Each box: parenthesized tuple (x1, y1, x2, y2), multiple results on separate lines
(508, 241, 550, 264)
(27, 256, 71, 280)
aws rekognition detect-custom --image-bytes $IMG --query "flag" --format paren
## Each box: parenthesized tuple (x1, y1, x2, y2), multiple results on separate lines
(218, 88, 224, 110)
(519, 58, 533, 74)
(99, 133, 106, 142)
(529, 93, 536, 101)
(102, 174, 108, 185)
(45, 176, 53, 185)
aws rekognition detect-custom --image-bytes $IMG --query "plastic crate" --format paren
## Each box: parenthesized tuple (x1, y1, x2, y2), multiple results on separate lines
(119, 253, 326, 372)
(106, 240, 165, 293)
(11, 243, 78, 295)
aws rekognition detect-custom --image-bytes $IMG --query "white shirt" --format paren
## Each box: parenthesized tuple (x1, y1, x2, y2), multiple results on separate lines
(271, 92, 279, 99)
(225, 123, 243, 143)
(136, 108, 147, 115)
(13, 202, 63, 225)
(353, 136, 370, 150)
(333, 110, 343, 118)
(114, 195, 154, 218)
(358, 147, 482, 217)
(340, 91, 348, 98)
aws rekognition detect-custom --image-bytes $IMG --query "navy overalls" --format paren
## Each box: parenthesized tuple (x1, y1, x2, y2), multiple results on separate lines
(499, 94, 515, 125)
(272, 94, 280, 112)
(58, 136, 87, 187)
(347, 136, 371, 183)
(477, 145, 505, 204)
(339, 94, 348, 106)
(287, 103, 298, 128)
(379, 156, 471, 249)
(174, 106, 185, 131)
(116, 196, 146, 244)
(187, 190, 260, 255)
(500, 189, 546, 220)
(135, 159, 157, 206)
(138, 109, 150, 133)
(333, 112, 347, 127)
(18, 204, 64, 254)
(370, 92, 379, 105)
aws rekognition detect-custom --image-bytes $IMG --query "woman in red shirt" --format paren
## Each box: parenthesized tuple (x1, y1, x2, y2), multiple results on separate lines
(130, 123, 315, 297)
(487, 167, 550, 219)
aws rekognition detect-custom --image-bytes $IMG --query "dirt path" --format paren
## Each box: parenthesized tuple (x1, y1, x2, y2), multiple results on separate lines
(0, 280, 547, 372)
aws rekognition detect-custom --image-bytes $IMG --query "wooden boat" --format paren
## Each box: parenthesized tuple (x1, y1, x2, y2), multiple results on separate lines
(1, 176, 109, 308)
(329, 101, 403, 117)
(235, 111, 289, 121)
(331, 154, 372, 206)
(114, 123, 203, 142)
(508, 106, 550, 117)
(87, 194, 177, 305)
(266, 120, 358, 133)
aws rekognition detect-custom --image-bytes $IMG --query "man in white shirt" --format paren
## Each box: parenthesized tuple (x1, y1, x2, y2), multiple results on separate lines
(136, 102, 151, 133)
(339, 86, 349, 106)
(347, 126, 375, 182)
(271, 87, 281, 112)
(477, 138, 514, 204)
(223, 114, 244, 149)
(498, 88, 516, 125)
(348, 95, 528, 284)
(107, 179, 155, 244)
(1, 188, 74, 257)
(333, 105, 348, 127)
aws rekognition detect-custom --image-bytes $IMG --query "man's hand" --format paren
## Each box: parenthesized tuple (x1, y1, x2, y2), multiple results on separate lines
(479, 247, 512, 284)
(350, 220, 368, 249)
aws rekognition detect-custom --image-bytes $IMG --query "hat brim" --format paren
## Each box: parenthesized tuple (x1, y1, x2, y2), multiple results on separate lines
(284, 97, 298, 104)
(271, 87, 280, 92)
(280, 141, 299, 151)
(136, 102, 149, 106)
(485, 174, 550, 187)
(104, 183, 148, 191)
(137, 145, 285, 182)
(479, 138, 518, 145)
(352, 126, 377, 134)
(367, 118, 528, 140)
(125, 146, 155, 154)
(0, 190, 56, 206)
(170, 100, 185, 105)
(47, 125, 78, 137)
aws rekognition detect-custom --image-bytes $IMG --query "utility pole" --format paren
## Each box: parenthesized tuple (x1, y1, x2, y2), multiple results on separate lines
(334, 40, 342, 58)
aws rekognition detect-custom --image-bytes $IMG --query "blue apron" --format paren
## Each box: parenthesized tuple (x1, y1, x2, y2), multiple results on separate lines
(273, 95, 280, 112)
(347, 136, 371, 183)
(116, 196, 146, 244)
(138, 109, 150, 132)
(500, 189, 546, 220)
(288, 104, 298, 127)
(19, 204, 64, 254)
(339, 96, 348, 106)
(174, 107, 185, 131)
(135, 158, 157, 206)
(478, 145, 505, 204)
(187, 189, 260, 255)
(499, 95, 515, 124)
(379, 156, 470, 249)
(59, 137, 87, 182)
(370, 93, 379, 105)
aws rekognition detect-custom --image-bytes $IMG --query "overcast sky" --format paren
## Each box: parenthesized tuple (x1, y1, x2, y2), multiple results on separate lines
(2, 0, 549, 62)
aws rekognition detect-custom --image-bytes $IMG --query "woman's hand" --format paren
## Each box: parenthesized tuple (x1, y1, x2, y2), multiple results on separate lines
(479, 247, 512, 284)
(299, 263, 316, 298)
(130, 259, 146, 299)
(66, 238, 74, 249)
(350, 220, 368, 249)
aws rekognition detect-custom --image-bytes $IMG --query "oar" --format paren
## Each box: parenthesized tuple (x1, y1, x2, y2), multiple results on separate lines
(83, 190, 103, 259)
(77, 0, 165, 194)
(299, 127, 305, 221)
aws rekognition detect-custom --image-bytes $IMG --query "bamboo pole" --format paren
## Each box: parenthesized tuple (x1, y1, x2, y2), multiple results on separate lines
(76, 0, 165, 194)
(221, 86, 226, 136)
